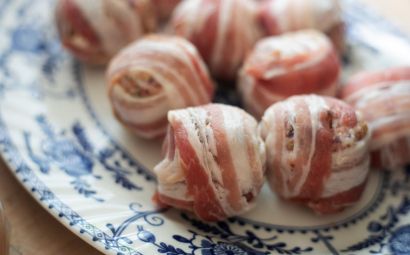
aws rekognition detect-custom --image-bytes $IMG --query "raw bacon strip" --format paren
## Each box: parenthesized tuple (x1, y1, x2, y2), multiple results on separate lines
(239, 30, 340, 119)
(171, 0, 263, 80)
(340, 67, 410, 169)
(152, 0, 182, 22)
(259, 95, 370, 214)
(154, 104, 266, 221)
(107, 35, 215, 139)
(259, 0, 345, 52)
(55, 0, 157, 64)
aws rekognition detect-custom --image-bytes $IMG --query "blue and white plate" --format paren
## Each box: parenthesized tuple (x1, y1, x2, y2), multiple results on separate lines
(1, 0, 410, 254)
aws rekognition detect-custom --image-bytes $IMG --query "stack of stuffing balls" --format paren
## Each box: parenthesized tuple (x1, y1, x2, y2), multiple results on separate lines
(55, 0, 410, 221)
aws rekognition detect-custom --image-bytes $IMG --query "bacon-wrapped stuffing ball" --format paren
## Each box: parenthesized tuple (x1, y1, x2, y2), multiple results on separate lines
(55, 0, 157, 64)
(259, 95, 370, 214)
(171, 0, 263, 80)
(154, 104, 266, 221)
(107, 35, 215, 139)
(239, 30, 340, 118)
(341, 67, 410, 169)
(259, 0, 345, 52)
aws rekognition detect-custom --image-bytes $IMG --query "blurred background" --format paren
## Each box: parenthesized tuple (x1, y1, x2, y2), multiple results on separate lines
(361, 0, 410, 34)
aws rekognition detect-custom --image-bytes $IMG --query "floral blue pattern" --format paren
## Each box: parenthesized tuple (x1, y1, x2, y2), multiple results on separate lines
(100, 203, 166, 255)
(389, 225, 410, 255)
(173, 213, 312, 255)
(23, 114, 142, 201)
(0, 23, 75, 99)
(341, 166, 410, 253)
(0, 0, 410, 254)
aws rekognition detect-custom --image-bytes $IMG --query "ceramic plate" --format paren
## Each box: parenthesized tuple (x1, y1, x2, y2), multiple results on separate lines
(1, 0, 410, 254)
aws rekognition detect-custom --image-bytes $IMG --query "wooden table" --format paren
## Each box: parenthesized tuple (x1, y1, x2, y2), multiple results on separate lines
(0, 1, 409, 254)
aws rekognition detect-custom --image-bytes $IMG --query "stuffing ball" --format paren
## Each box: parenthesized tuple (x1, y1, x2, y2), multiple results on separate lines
(55, 0, 157, 64)
(154, 104, 266, 221)
(260, 95, 370, 214)
(239, 30, 340, 118)
(341, 67, 410, 169)
(171, 0, 263, 80)
(107, 35, 215, 138)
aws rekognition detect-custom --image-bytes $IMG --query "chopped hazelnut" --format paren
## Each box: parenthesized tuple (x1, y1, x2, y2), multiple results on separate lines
(355, 123, 368, 141)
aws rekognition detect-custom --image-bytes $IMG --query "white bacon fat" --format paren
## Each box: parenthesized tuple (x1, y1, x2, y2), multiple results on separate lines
(260, 95, 370, 214)
(55, 0, 157, 64)
(239, 30, 340, 119)
(154, 104, 266, 221)
(171, 0, 263, 80)
(107, 35, 215, 139)
(341, 67, 410, 169)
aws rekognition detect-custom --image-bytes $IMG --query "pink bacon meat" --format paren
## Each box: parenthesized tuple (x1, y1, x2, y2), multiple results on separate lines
(171, 0, 263, 80)
(340, 67, 410, 169)
(107, 35, 215, 139)
(260, 95, 370, 214)
(152, 0, 182, 21)
(239, 30, 340, 119)
(259, 0, 345, 52)
(55, 0, 157, 64)
(154, 104, 266, 221)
